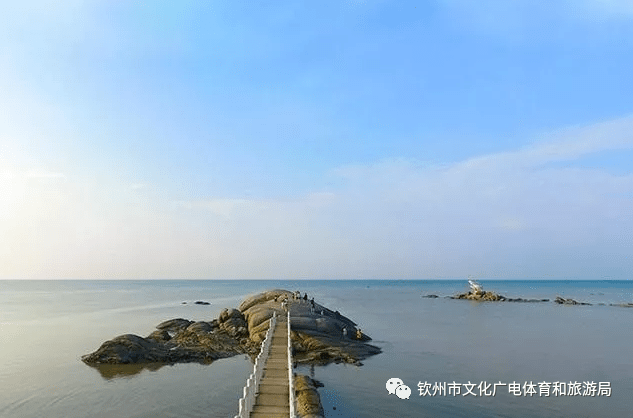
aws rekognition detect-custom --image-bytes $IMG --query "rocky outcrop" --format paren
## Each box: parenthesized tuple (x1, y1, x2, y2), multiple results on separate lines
(295, 374, 325, 418)
(611, 302, 633, 308)
(506, 298, 550, 302)
(83, 289, 381, 367)
(449, 292, 550, 302)
(452, 290, 507, 301)
(450, 281, 549, 303)
(82, 310, 257, 365)
(238, 289, 380, 365)
(555, 296, 592, 306)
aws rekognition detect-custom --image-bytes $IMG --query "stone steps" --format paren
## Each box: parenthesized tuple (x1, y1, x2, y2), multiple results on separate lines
(249, 315, 291, 418)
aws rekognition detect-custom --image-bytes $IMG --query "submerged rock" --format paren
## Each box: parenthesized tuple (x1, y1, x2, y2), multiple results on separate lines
(611, 302, 633, 308)
(83, 289, 381, 368)
(505, 298, 550, 303)
(554, 296, 592, 306)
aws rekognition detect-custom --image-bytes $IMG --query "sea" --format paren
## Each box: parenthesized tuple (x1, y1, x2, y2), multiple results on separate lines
(0, 280, 631, 418)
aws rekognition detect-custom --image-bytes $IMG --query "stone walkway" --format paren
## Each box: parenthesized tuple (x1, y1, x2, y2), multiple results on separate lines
(250, 314, 290, 418)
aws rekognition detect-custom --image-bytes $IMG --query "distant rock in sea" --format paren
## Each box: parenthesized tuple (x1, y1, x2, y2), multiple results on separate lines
(448, 280, 549, 303)
(554, 296, 592, 306)
(610, 302, 633, 308)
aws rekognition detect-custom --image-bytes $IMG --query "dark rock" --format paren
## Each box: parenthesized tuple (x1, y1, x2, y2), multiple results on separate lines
(147, 330, 171, 343)
(610, 302, 633, 308)
(156, 318, 192, 331)
(81, 334, 170, 364)
(187, 321, 214, 333)
(505, 298, 549, 303)
(555, 296, 592, 306)
(422, 294, 439, 298)
(194, 301, 210, 305)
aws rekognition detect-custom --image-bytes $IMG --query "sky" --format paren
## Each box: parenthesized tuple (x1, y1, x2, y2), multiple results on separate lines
(1, 0, 632, 279)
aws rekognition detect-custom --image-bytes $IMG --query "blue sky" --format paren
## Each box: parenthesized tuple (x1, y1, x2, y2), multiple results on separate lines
(1, 0, 632, 279)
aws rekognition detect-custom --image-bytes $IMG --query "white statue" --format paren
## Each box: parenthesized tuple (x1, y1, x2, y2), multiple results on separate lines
(468, 279, 483, 295)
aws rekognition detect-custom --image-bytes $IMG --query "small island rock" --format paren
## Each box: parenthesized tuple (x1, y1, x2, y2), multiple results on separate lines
(82, 289, 381, 368)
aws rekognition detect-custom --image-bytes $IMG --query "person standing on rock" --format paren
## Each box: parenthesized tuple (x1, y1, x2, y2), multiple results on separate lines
(342, 327, 348, 338)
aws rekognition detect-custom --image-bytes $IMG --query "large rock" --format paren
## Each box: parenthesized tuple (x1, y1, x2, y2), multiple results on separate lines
(81, 334, 171, 364)
(83, 289, 381, 367)
(238, 289, 292, 312)
(295, 375, 325, 418)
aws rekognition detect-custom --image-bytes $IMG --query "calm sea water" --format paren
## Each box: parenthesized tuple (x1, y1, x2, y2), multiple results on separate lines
(0, 280, 631, 418)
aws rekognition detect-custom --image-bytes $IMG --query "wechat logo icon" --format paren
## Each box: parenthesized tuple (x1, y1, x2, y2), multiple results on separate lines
(386, 378, 411, 400)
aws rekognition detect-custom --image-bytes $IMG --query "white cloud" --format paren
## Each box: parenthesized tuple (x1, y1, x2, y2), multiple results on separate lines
(1, 115, 632, 279)
(163, 115, 632, 278)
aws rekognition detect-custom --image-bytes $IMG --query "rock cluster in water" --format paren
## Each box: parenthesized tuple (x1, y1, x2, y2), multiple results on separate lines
(554, 296, 591, 305)
(82, 289, 381, 367)
(447, 284, 550, 302)
(423, 281, 633, 306)
(449, 291, 550, 302)
(82, 308, 255, 365)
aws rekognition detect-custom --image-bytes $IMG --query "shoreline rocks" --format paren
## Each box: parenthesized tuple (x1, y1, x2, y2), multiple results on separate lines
(81, 310, 257, 365)
(295, 375, 325, 418)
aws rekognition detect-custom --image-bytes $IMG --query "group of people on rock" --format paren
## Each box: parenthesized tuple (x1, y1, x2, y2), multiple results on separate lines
(281, 291, 364, 340)
(341, 326, 364, 340)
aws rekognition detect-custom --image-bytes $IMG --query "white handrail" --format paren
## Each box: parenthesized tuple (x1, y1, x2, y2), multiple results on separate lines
(288, 310, 296, 418)
(235, 311, 277, 418)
